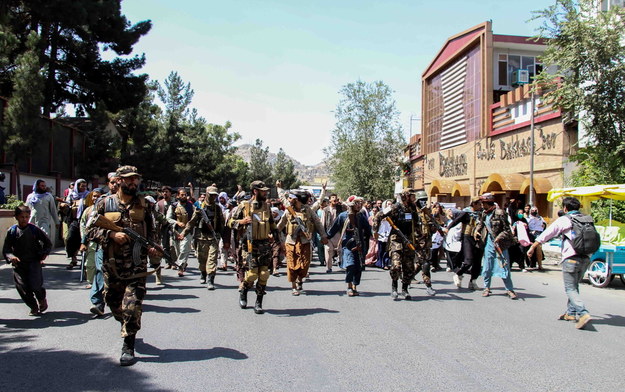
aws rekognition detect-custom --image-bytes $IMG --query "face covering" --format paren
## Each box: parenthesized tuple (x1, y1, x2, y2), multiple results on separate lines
(517, 213, 524, 219)
(531, 211, 538, 216)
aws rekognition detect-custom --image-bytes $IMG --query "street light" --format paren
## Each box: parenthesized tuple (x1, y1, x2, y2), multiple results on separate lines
(409, 115, 421, 139)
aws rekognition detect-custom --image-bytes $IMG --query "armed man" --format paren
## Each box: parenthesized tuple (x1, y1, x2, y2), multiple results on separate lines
(178, 185, 225, 290)
(228, 181, 279, 314)
(373, 189, 436, 300)
(277, 189, 328, 295)
(88, 166, 164, 366)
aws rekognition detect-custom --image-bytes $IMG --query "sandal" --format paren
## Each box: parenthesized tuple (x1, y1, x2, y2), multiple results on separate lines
(558, 313, 576, 321)
(292, 289, 300, 296)
(482, 288, 491, 297)
(347, 289, 355, 297)
(507, 290, 518, 300)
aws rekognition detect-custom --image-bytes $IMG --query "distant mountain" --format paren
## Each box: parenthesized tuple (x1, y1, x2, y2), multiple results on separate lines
(235, 144, 330, 184)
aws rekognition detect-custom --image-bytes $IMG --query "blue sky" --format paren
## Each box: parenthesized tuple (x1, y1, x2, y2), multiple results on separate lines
(120, 0, 552, 165)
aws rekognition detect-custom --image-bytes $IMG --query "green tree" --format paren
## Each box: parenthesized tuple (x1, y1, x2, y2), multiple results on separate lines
(532, 0, 625, 185)
(324, 80, 404, 199)
(532, 0, 625, 222)
(249, 139, 274, 185)
(1, 0, 151, 117)
(273, 148, 300, 190)
(1, 31, 43, 198)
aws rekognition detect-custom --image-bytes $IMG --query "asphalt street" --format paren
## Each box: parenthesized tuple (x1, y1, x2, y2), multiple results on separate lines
(1, 249, 624, 392)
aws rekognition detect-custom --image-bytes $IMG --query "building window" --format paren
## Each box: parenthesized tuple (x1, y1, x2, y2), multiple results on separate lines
(497, 54, 542, 87)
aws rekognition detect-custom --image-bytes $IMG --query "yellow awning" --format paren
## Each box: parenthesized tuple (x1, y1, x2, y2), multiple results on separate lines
(519, 177, 552, 194)
(451, 183, 471, 197)
(547, 184, 625, 202)
(428, 179, 455, 196)
(480, 173, 525, 194)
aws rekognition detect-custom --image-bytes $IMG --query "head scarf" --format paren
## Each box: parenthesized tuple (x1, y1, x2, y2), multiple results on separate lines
(26, 179, 49, 205)
(68, 178, 90, 218)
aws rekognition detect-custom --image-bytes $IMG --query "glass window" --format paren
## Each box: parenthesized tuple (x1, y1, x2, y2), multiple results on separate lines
(521, 56, 534, 70)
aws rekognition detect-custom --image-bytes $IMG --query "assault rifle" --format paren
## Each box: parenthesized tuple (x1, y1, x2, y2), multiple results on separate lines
(286, 205, 311, 240)
(198, 207, 218, 238)
(384, 217, 416, 251)
(90, 214, 172, 266)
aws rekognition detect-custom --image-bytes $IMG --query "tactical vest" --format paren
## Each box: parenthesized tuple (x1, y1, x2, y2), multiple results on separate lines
(103, 194, 147, 237)
(243, 200, 272, 240)
(286, 208, 314, 239)
(174, 204, 190, 225)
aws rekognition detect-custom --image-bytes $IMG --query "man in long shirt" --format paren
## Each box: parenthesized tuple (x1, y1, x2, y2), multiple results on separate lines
(277, 190, 328, 295)
(321, 193, 345, 273)
(26, 179, 60, 244)
(527, 196, 592, 329)
(447, 199, 484, 290)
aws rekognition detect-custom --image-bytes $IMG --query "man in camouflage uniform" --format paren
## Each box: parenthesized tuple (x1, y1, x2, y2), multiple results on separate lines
(374, 189, 435, 300)
(89, 166, 162, 366)
(228, 181, 279, 314)
(179, 185, 225, 290)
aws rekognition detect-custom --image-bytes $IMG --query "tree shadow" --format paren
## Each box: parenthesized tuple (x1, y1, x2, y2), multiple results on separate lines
(0, 297, 23, 303)
(0, 311, 90, 329)
(0, 331, 172, 391)
(145, 293, 199, 301)
(142, 304, 200, 314)
(265, 307, 339, 317)
(135, 339, 248, 363)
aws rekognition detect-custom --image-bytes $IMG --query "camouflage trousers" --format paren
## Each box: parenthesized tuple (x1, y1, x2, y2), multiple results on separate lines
(197, 237, 219, 276)
(389, 240, 432, 286)
(104, 273, 146, 338)
(240, 240, 271, 294)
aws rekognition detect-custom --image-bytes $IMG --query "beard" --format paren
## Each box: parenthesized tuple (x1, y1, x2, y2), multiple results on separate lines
(255, 194, 266, 202)
(121, 183, 137, 196)
(36, 187, 47, 194)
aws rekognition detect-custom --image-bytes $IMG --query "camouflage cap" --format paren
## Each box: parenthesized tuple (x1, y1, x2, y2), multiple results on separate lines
(116, 165, 141, 178)
(250, 180, 269, 191)
(414, 190, 428, 200)
(206, 185, 219, 195)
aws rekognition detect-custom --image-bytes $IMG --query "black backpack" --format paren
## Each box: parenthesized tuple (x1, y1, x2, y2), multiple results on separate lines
(566, 214, 601, 255)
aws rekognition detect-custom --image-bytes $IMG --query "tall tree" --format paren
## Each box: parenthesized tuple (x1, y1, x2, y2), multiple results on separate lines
(1, 0, 151, 116)
(273, 148, 300, 190)
(532, 0, 625, 186)
(324, 80, 404, 199)
(249, 139, 274, 185)
(1, 31, 44, 198)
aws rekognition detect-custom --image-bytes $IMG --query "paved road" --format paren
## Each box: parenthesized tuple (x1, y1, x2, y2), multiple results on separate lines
(1, 249, 624, 392)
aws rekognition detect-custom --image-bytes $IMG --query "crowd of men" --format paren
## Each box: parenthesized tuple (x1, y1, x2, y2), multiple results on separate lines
(2, 165, 595, 367)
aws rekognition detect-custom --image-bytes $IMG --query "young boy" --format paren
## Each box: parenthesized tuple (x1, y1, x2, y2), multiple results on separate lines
(2, 205, 52, 316)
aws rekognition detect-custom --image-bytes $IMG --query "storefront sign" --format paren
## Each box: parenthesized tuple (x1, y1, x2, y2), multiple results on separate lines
(439, 152, 467, 177)
(476, 130, 558, 161)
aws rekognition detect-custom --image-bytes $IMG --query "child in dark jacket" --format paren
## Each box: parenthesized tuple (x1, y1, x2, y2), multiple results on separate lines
(2, 205, 52, 315)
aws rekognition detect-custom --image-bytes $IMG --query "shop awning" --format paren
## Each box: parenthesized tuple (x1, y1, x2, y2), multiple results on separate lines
(451, 183, 471, 197)
(480, 173, 525, 194)
(547, 184, 625, 202)
(519, 177, 552, 194)
(427, 179, 455, 196)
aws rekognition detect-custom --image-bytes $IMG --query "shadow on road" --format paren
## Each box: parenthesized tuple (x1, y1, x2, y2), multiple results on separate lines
(265, 307, 339, 317)
(136, 339, 248, 363)
(590, 313, 625, 328)
(142, 304, 201, 314)
(0, 310, 90, 329)
(146, 293, 200, 301)
(0, 330, 172, 392)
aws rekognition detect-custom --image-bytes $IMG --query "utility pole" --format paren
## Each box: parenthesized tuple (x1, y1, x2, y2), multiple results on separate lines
(529, 90, 536, 207)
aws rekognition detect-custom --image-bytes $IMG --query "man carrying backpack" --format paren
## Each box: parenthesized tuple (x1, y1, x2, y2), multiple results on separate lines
(527, 196, 600, 330)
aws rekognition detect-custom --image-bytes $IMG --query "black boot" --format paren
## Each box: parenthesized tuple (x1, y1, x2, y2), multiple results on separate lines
(254, 295, 264, 314)
(391, 280, 399, 300)
(239, 287, 248, 309)
(200, 272, 207, 284)
(207, 273, 215, 290)
(120, 335, 137, 366)
(401, 283, 411, 300)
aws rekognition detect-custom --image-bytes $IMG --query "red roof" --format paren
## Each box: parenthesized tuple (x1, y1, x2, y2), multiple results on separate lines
(423, 24, 486, 78)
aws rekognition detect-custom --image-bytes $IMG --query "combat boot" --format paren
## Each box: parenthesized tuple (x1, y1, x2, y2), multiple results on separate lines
(120, 335, 137, 366)
(207, 273, 216, 290)
(254, 295, 264, 314)
(239, 287, 248, 309)
(391, 280, 399, 300)
(401, 283, 411, 300)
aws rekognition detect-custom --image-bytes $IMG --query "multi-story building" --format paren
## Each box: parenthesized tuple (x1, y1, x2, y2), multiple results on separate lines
(420, 21, 578, 220)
